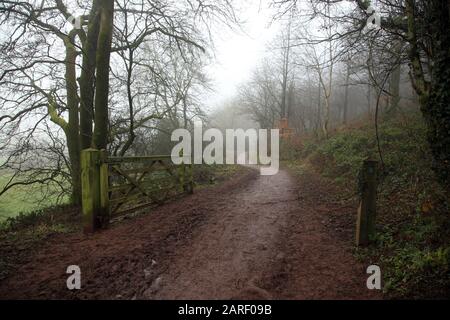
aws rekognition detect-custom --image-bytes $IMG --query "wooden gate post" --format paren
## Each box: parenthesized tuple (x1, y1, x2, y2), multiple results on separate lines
(99, 149, 110, 227)
(356, 159, 378, 246)
(81, 148, 110, 233)
(178, 150, 186, 192)
(177, 150, 194, 194)
(187, 163, 194, 194)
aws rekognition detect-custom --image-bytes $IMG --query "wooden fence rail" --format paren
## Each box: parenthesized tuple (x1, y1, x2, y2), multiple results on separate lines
(81, 149, 193, 233)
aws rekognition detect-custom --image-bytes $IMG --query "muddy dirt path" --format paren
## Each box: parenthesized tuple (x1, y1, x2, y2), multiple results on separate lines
(0, 168, 380, 299)
(152, 169, 296, 299)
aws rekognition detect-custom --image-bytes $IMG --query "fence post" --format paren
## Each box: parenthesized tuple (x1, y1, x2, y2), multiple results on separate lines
(81, 148, 110, 233)
(178, 150, 185, 192)
(187, 163, 194, 194)
(356, 159, 378, 246)
(81, 149, 100, 233)
(99, 149, 110, 227)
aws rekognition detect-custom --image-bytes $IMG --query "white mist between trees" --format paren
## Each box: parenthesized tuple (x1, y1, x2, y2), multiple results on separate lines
(171, 122, 279, 175)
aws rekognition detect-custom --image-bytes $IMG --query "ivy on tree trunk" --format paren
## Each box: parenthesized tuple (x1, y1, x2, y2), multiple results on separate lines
(406, 0, 450, 193)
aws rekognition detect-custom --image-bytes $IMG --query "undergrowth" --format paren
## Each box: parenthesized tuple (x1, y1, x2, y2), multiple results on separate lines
(291, 110, 450, 299)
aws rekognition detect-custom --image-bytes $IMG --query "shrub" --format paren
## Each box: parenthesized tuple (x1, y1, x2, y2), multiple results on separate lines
(297, 111, 450, 298)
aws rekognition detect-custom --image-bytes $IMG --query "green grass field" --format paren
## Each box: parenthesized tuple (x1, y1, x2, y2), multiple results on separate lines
(0, 174, 69, 223)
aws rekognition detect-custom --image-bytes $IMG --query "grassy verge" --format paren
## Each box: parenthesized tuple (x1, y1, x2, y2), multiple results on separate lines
(286, 111, 450, 299)
(0, 174, 69, 223)
(193, 164, 243, 188)
(0, 204, 80, 281)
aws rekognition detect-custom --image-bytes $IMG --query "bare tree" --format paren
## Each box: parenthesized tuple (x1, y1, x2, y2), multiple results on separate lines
(272, 0, 450, 191)
(0, 0, 239, 205)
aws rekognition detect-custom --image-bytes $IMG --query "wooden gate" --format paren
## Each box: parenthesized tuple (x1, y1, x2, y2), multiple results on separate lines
(81, 149, 193, 233)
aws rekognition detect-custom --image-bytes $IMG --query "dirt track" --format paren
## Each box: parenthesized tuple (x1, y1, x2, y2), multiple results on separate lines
(0, 167, 380, 299)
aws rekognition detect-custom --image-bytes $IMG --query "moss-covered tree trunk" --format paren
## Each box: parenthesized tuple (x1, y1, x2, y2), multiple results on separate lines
(79, 0, 101, 150)
(47, 30, 82, 205)
(64, 34, 82, 205)
(93, 0, 114, 150)
(406, 0, 450, 193)
(420, 1, 450, 193)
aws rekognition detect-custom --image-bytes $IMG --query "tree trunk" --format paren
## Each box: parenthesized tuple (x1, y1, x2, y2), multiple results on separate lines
(419, 1, 450, 192)
(322, 97, 330, 138)
(316, 83, 322, 136)
(388, 63, 401, 114)
(281, 74, 287, 120)
(406, 0, 450, 192)
(343, 62, 350, 125)
(119, 48, 136, 156)
(93, 0, 114, 150)
(79, 0, 101, 149)
(367, 83, 372, 117)
(387, 42, 402, 115)
(64, 35, 81, 205)
(280, 11, 293, 121)
(287, 82, 294, 122)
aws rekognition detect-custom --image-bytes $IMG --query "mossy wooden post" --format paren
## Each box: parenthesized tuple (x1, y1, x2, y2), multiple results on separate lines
(81, 148, 100, 233)
(176, 150, 194, 194)
(99, 149, 110, 227)
(356, 160, 378, 246)
(81, 148, 110, 233)
(187, 163, 194, 194)
(179, 162, 186, 193)
(178, 150, 186, 193)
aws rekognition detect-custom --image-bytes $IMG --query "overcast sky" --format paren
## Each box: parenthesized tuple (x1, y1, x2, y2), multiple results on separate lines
(203, 1, 280, 110)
